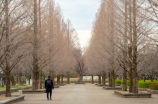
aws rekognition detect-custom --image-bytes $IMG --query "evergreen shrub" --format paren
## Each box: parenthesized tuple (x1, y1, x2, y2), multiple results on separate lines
(138, 82, 158, 88)
(115, 80, 122, 84)
(149, 84, 158, 90)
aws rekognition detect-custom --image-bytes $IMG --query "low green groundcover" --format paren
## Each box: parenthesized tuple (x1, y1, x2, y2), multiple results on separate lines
(0, 85, 32, 91)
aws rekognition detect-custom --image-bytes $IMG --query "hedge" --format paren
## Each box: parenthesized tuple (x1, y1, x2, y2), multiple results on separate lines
(115, 80, 158, 88)
(138, 80, 158, 83)
(115, 80, 122, 85)
(149, 84, 158, 90)
(138, 82, 158, 88)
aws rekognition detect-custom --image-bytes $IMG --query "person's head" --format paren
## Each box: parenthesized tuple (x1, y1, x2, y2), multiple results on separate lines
(48, 76, 51, 79)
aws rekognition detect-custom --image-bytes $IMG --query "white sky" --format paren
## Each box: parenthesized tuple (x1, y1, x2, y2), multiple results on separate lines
(55, 0, 101, 48)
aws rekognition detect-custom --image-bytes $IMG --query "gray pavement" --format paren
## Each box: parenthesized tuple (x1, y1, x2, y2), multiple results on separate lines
(12, 83, 158, 104)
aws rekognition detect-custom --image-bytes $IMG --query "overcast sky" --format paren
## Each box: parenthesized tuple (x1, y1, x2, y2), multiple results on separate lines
(55, 0, 101, 48)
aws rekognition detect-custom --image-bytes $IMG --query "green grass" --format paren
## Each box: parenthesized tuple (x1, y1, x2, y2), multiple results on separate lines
(0, 85, 32, 91)
(0, 87, 6, 91)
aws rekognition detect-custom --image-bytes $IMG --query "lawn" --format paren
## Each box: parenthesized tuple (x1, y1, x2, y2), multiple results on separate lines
(0, 85, 32, 91)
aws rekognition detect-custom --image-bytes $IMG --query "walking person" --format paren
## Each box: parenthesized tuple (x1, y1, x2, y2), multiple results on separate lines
(45, 76, 54, 100)
(78, 78, 80, 82)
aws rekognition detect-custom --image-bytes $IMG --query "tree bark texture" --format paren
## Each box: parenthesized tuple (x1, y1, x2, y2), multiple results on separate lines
(57, 76, 60, 85)
(91, 75, 94, 84)
(5, 72, 11, 97)
(51, 75, 55, 86)
(67, 75, 70, 84)
(102, 75, 105, 86)
(80, 74, 83, 83)
(32, 0, 39, 90)
(18, 73, 22, 85)
(5, 0, 11, 97)
(61, 75, 63, 84)
(123, 69, 127, 91)
(109, 73, 112, 87)
(111, 71, 115, 87)
(132, 0, 138, 93)
(98, 75, 101, 85)
(39, 71, 42, 89)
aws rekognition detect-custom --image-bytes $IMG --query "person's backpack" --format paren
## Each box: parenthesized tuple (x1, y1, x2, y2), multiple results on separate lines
(46, 80, 51, 87)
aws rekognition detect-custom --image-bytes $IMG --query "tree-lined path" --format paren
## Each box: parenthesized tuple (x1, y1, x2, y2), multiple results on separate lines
(12, 84, 158, 104)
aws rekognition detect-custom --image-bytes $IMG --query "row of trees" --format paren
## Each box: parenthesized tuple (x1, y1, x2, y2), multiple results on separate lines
(85, 0, 158, 93)
(0, 0, 82, 97)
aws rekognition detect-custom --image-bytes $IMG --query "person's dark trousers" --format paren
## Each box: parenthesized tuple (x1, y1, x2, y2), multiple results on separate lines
(47, 91, 52, 100)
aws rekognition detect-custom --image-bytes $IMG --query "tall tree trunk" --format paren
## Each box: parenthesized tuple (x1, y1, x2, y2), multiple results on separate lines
(132, 0, 138, 93)
(128, 0, 133, 93)
(98, 75, 101, 85)
(5, 72, 11, 97)
(18, 73, 22, 85)
(91, 75, 94, 84)
(32, 0, 39, 90)
(122, 0, 128, 91)
(67, 75, 70, 84)
(28, 75, 31, 85)
(109, 0, 115, 88)
(57, 76, 60, 85)
(102, 75, 105, 86)
(111, 71, 115, 87)
(123, 68, 127, 91)
(38, 0, 42, 89)
(80, 74, 83, 83)
(129, 70, 133, 92)
(150, 76, 154, 82)
(51, 75, 55, 86)
(109, 73, 112, 87)
(61, 75, 64, 84)
(39, 71, 42, 89)
(5, 0, 11, 97)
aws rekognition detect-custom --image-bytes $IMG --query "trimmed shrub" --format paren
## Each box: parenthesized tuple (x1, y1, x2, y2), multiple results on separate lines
(138, 80, 151, 82)
(138, 82, 158, 88)
(115, 80, 122, 85)
(149, 84, 158, 90)
(138, 80, 158, 83)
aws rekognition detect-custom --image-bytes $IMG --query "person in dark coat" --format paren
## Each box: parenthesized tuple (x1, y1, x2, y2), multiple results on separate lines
(45, 76, 54, 100)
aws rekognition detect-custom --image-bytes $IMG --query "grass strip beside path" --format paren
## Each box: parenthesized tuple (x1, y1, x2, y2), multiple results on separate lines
(0, 85, 32, 91)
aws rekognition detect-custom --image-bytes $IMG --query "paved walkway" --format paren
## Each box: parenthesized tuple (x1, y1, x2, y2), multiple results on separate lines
(12, 84, 158, 104)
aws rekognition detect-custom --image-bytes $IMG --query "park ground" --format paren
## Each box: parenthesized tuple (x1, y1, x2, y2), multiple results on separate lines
(11, 83, 158, 104)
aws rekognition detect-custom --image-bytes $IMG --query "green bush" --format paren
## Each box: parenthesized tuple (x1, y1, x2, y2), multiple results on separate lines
(121, 80, 129, 86)
(138, 82, 158, 88)
(150, 84, 158, 90)
(115, 80, 122, 84)
(153, 85, 158, 90)
(138, 80, 151, 82)
(138, 80, 158, 83)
